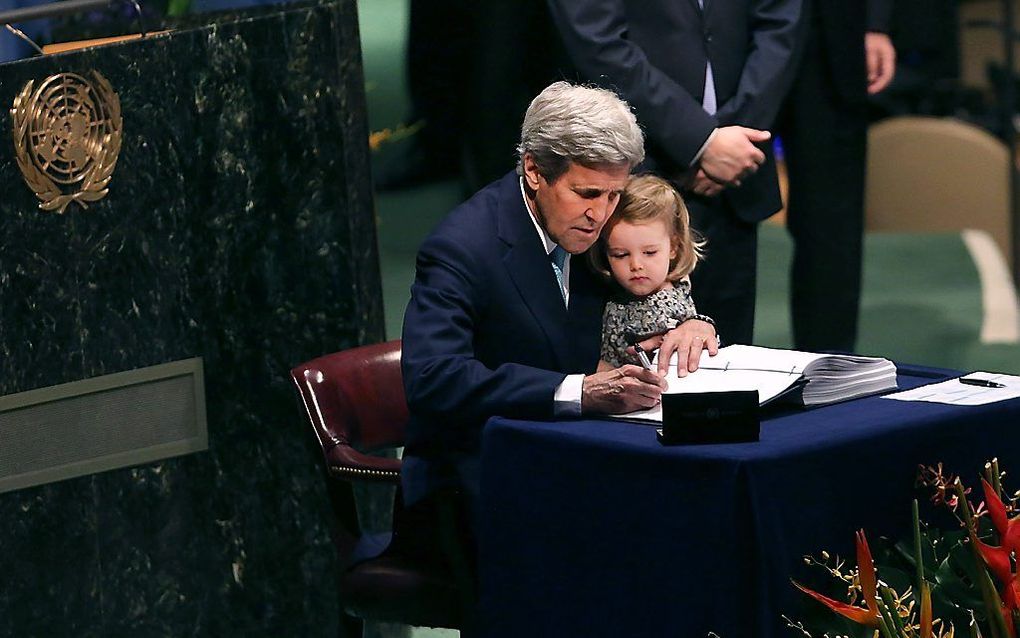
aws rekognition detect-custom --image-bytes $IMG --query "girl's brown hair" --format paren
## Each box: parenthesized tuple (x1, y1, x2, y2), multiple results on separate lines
(588, 174, 705, 283)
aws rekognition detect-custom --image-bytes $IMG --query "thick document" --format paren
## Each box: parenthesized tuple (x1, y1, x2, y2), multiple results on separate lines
(617, 345, 898, 423)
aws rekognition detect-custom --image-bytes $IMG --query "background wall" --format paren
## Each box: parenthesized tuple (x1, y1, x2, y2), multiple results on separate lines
(0, 0, 379, 634)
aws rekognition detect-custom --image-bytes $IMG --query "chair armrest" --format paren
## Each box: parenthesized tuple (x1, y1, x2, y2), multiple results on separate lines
(325, 443, 402, 484)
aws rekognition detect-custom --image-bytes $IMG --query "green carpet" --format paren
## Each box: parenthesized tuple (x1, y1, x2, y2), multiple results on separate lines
(756, 225, 1020, 373)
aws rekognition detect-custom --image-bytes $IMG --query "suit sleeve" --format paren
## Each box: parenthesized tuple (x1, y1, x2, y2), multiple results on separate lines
(401, 232, 567, 427)
(712, 0, 805, 129)
(546, 0, 718, 169)
(866, 0, 893, 33)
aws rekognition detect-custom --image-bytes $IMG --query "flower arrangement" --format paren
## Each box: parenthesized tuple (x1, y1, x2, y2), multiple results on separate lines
(789, 459, 1020, 638)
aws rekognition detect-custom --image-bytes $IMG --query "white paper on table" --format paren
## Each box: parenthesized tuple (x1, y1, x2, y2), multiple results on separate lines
(882, 372, 1020, 405)
(609, 368, 800, 423)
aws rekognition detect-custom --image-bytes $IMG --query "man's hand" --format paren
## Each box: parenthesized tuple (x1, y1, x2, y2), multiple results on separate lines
(581, 365, 667, 415)
(649, 319, 719, 377)
(685, 169, 725, 198)
(865, 32, 896, 95)
(699, 126, 770, 186)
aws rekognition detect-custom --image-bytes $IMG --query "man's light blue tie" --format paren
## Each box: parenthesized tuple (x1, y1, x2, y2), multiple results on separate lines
(550, 246, 567, 305)
(698, 0, 717, 115)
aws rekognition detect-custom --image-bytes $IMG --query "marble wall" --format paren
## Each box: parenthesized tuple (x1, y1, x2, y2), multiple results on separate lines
(0, 0, 379, 634)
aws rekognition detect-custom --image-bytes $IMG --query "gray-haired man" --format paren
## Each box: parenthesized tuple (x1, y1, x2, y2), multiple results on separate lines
(400, 81, 717, 514)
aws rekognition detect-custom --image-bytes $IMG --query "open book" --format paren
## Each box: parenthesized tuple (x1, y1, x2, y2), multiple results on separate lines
(618, 345, 898, 423)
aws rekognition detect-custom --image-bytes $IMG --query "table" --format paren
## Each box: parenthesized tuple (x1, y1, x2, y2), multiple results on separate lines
(477, 365, 1020, 637)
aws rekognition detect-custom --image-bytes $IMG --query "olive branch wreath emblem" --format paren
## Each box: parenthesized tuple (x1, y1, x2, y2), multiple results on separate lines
(11, 71, 123, 214)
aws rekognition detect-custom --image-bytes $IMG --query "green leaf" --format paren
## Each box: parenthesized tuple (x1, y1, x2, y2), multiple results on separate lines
(166, 0, 192, 16)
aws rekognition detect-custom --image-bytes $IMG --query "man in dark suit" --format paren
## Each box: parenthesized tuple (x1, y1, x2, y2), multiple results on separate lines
(547, 0, 803, 345)
(401, 82, 718, 514)
(779, 0, 895, 352)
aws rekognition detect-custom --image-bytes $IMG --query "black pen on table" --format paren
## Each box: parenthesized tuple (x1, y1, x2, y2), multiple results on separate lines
(959, 377, 1006, 389)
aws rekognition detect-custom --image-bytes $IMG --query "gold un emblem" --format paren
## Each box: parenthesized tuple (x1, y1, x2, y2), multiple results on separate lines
(11, 71, 123, 214)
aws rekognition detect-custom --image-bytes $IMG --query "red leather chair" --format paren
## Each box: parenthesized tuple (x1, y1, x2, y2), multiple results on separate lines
(290, 340, 467, 637)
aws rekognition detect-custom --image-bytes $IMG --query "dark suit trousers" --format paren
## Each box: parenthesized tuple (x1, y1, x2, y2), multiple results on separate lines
(687, 197, 759, 345)
(779, 29, 868, 352)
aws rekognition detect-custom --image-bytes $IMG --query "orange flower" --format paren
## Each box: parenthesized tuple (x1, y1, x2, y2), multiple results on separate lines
(920, 581, 933, 638)
(791, 583, 880, 627)
(855, 530, 879, 614)
(792, 530, 880, 628)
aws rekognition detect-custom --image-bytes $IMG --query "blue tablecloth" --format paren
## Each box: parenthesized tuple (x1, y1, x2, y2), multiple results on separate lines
(477, 365, 1020, 637)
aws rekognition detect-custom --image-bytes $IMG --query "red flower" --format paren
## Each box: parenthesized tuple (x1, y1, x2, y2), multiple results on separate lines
(975, 479, 1020, 635)
(973, 532, 1013, 587)
(793, 530, 880, 628)
(983, 479, 1020, 554)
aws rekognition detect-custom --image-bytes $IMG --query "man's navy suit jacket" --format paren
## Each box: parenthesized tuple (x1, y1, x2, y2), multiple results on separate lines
(401, 172, 605, 461)
(547, 0, 804, 222)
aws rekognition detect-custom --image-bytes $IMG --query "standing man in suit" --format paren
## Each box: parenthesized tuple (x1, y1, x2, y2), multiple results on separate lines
(779, 0, 895, 352)
(401, 81, 719, 516)
(546, 0, 803, 346)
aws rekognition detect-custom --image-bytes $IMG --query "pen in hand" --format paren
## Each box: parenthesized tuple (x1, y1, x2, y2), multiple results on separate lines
(625, 330, 656, 372)
(959, 377, 1006, 389)
(633, 343, 655, 371)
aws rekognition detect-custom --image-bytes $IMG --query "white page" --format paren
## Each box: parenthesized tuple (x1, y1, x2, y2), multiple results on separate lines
(612, 362, 801, 423)
(883, 372, 1020, 405)
(690, 344, 824, 375)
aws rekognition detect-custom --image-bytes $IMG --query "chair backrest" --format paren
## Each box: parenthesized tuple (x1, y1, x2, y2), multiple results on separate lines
(290, 340, 408, 480)
(865, 115, 1012, 267)
(291, 341, 467, 633)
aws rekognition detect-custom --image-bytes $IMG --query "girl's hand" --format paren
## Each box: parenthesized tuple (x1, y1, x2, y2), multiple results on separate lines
(627, 333, 664, 357)
(655, 320, 719, 376)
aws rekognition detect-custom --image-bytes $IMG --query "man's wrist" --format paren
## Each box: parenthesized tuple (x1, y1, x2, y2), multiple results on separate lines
(554, 373, 584, 417)
(692, 127, 719, 164)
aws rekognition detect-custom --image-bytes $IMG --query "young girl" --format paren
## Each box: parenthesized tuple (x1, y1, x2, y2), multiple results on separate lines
(589, 174, 715, 370)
